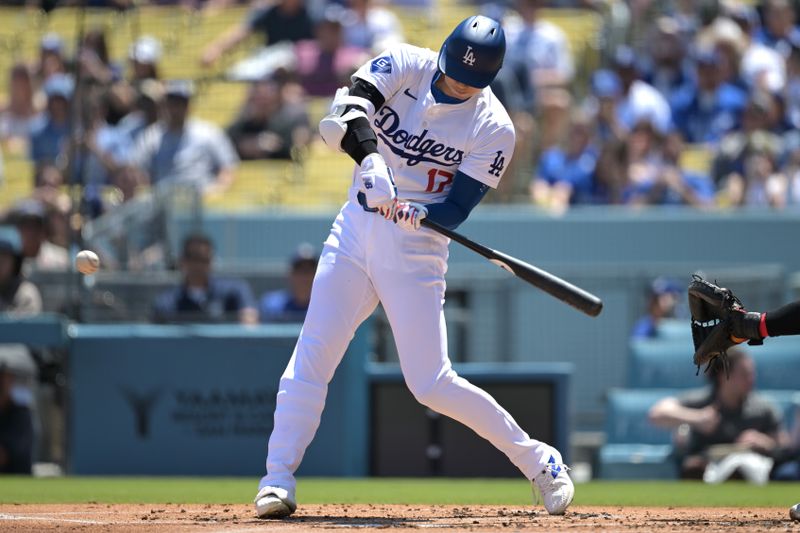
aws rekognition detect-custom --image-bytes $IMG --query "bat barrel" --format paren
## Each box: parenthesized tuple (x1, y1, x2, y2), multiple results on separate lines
(422, 219, 603, 318)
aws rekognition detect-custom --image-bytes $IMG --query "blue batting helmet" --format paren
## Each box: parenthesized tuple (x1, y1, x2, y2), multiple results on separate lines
(438, 16, 506, 89)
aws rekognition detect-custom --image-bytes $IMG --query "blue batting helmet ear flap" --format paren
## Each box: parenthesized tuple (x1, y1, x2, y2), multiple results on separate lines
(438, 15, 506, 89)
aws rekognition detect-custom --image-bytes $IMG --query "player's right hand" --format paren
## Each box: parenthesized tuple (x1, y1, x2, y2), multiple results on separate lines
(359, 153, 396, 209)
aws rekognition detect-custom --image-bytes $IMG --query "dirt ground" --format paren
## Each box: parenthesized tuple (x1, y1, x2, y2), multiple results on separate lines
(0, 504, 798, 532)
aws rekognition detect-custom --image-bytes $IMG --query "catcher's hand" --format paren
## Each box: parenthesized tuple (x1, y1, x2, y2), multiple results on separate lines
(688, 275, 762, 373)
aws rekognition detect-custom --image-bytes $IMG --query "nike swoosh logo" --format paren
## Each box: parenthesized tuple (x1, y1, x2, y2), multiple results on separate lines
(403, 88, 417, 100)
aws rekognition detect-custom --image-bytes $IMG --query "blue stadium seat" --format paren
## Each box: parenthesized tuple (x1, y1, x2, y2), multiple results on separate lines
(597, 444, 677, 480)
(628, 338, 696, 389)
(653, 318, 693, 341)
(605, 389, 677, 445)
(630, 330, 800, 390)
(751, 337, 800, 390)
(597, 388, 679, 480)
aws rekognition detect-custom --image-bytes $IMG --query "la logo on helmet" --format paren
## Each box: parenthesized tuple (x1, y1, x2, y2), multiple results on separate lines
(462, 45, 476, 66)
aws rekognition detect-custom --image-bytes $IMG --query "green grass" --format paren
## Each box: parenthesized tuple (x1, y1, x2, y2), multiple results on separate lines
(1, 478, 798, 507)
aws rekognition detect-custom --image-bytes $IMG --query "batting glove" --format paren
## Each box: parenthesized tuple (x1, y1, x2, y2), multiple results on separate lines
(360, 153, 397, 209)
(378, 198, 399, 220)
(380, 200, 428, 231)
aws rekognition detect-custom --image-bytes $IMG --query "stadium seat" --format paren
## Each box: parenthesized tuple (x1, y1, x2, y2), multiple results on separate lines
(0, 156, 35, 209)
(651, 318, 693, 341)
(597, 444, 677, 480)
(597, 388, 679, 479)
(749, 337, 800, 390)
(604, 389, 676, 445)
(627, 338, 697, 389)
(679, 144, 713, 177)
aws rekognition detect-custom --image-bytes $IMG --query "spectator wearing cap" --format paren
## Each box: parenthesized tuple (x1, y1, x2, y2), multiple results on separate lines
(590, 69, 625, 143)
(0, 64, 41, 157)
(6, 199, 69, 273)
(612, 45, 673, 136)
(640, 16, 693, 104)
(129, 36, 162, 83)
(0, 226, 42, 317)
(34, 33, 67, 88)
(293, 9, 370, 97)
(132, 80, 239, 195)
(201, 0, 314, 68)
(28, 74, 72, 173)
(152, 233, 258, 325)
(226, 78, 311, 160)
(630, 277, 680, 340)
(529, 109, 598, 212)
(259, 243, 318, 324)
(0, 362, 35, 475)
(670, 46, 748, 144)
(339, 0, 404, 54)
(700, 17, 748, 91)
(504, 0, 575, 147)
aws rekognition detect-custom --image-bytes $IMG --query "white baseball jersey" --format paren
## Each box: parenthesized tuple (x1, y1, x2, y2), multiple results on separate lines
(351, 43, 516, 203)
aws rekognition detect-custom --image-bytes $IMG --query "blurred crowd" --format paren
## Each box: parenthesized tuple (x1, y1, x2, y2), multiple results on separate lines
(2, 0, 800, 222)
(0, 0, 410, 208)
(502, 0, 800, 211)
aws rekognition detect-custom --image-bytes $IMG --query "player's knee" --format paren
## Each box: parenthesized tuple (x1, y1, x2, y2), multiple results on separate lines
(407, 371, 456, 408)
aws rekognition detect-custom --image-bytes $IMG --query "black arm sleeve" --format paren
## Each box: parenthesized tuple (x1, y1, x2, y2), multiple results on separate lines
(340, 79, 386, 165)
(765, 300, 800, 337)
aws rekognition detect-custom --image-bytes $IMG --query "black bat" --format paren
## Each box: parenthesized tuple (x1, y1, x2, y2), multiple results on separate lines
(421, 219, 603, 317)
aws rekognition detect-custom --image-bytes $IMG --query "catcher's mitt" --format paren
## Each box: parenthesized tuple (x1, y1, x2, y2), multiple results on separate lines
(688, 275, 762, 373)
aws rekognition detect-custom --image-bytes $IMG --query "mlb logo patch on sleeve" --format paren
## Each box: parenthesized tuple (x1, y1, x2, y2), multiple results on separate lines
(371, 57, 392, 73)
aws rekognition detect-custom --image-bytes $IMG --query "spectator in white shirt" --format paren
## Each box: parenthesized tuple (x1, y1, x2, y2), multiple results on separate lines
(132, 80, 239, 196)
(612, 46, 672, 135)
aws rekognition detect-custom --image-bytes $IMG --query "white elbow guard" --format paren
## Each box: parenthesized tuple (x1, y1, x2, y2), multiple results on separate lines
(319, 86, 376, 152)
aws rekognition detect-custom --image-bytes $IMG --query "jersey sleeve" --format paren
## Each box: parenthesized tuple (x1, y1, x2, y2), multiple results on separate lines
(351, 43, 416, 103)
(457, 122, 515, 189)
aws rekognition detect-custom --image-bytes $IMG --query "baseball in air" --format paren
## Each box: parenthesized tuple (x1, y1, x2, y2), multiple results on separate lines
(75, 250, 100, 275)
(791, 503, 800, 521)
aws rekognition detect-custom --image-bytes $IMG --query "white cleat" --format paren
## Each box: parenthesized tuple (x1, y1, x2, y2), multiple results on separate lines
(254, 486, 297, 519)
(532, 455, 575, 515)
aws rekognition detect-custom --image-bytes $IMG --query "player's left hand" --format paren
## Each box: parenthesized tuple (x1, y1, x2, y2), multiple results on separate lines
(379, 200, 428, 231)
(359, 153, 397, 209)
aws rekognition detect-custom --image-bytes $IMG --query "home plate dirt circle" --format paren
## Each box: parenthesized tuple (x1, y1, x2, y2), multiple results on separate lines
(0, 504, 796, 532)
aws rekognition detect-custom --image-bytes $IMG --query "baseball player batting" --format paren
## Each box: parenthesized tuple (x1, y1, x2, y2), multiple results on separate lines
(254, 15, 574, 519)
